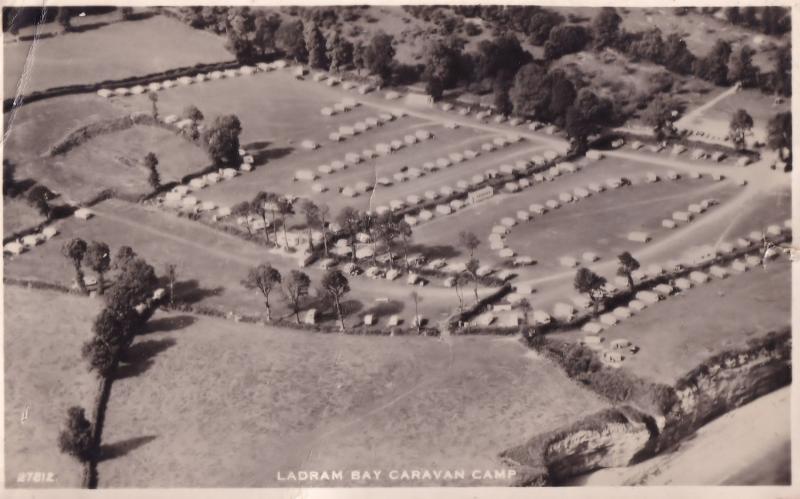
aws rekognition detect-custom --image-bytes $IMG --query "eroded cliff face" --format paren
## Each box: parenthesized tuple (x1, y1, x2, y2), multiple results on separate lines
(654, 341, 792, 454)
(502, 332, 791, 486)
(543, 410, 653, 483)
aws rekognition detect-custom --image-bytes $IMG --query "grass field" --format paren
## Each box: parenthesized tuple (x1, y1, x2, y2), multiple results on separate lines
(3, 197, 45, 237)
(412, 156, 737, 279)
(4, 287, 103, 487)
(4, 94, 128, 164)
(23, 125, 211, 203)
(4, 15, 231, 95)
(3, 199, 488, 327)
(4, 286, 607, 487)
(552, 256, 791, 385)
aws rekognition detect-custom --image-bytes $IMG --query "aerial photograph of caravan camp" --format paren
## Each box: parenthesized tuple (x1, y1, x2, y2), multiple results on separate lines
(2, 4, 792, 489)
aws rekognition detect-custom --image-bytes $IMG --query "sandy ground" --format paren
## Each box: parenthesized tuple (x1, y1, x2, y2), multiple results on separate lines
(572, 386, 791, 486)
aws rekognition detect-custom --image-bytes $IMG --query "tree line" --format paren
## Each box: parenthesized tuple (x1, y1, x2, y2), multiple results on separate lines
(57, 246, 163, 488)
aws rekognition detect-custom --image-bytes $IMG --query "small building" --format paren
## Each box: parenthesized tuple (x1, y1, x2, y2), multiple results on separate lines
(600, 313, 618, 326)
(627, 231, 651, 243)
(628, 300, 646, 312)
(689, 271, 709, 284)
(559, 256, 578, 268)
(303, 309, 318, 325)
(582, 322, 604, 334)
(635, 290, 660, 304)
(553, 302, 575, 321)
(74, 208, 93, 220)
(709, 265, 729, 279)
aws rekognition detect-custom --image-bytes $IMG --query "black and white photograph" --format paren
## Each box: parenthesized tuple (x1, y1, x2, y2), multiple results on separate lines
(1, 3, 794, 491)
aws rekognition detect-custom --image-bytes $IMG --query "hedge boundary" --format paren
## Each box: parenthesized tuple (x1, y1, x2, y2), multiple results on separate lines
(4, 59, 241, 113)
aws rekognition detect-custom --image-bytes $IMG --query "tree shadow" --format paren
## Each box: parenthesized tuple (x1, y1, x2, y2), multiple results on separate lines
(125, 11, 156, 22)
(142, 315, 196, 335)
(160, 278, 224, 305)
(360, 299, 404, 321)
(99, 435, 157, 462)
(407, 244, 460, 260)
(69, 21, 111, 33)
(115, 338, 176, 380)
(252, 147, 294, 167)
(242, 140, 272, 150)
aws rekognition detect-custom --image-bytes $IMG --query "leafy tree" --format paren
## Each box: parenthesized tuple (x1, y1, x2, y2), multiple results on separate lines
(251, 191, 278, 246)
(728, 45, 758, 88)
(352, 40, 366, 73)
(299, 199, 320, 252)
(397, 220, 413, 271)
(528, 10, 565, 45)
(148, 92, 159, 119)
(304, 22, 328, 69)
(104, 256, 159, 317)
(112, 246, 137, 271)
(364, 31, 396, 84)
(62, 238, 88, 295)
(772, 44, 791, 97)
(616, 251, 640, 291)
(544, 24, 590, 60)
(3, 159, 16, 196)
(283, 270, 310, 324)
(574, 267, 607, 317)
(56, 7, 72, 32)
(410, 291, 422, 334)
(465, 257, 481, 303)
(423, 36, 466, 91)
(642, 95, 679, 141)
(276, 19, 307, 62)
(627, 28, 665, 63)
(252, 12, 282, 57)
(767, 112, 792, 163)
(459, 230, 480, 260)
(321, 269, 350, 331)
(375, 214, 403, 268)
(182, 105, 204, 122)
(84, 241, 111, 295)
(565, 89, 613, 153)
(276, 197, 294, 250)
(26, 185, 52, 218)
(729, 109, 754, 150)
(165, 263, 177, 307)
(144, 152, 160, 190)
(58, 406, 94, 463)
(662, 33, 696, 75)
(425, 77, 445, 101)
(692, 39, 731, 85)
(326, 31, 353, 72)
(205, 115, 242, 166)
(474, 34, 531, 83)
(337, 206, 362, 262)
(242, 263, 282, 321)
(591, 7, 622, 50)
(510, 65, 575, 124)
(493, 79, 513, 117)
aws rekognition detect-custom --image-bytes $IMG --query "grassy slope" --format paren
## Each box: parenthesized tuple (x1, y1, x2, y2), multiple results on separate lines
(4, 287, 103, 487)
(4, 15, 231, 95)
(23, 125, 210, 203)
(3, 286, 608, 487)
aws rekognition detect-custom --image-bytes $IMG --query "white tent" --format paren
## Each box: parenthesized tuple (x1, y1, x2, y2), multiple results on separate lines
(559, 256, 578, 267)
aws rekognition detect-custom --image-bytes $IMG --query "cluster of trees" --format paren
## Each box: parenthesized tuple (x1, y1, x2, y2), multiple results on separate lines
(568, 252, 643, 319)
(242, 263, 350, 331)
(144, 152, 160, 190)
(594, 8, 791, 95)
(723, 6, 791, 36)
(232, 192, 296, 249)
(174, 6, 399, 85)
(509, 64, 616, 152)
(58, 248, 161, 488)
(447, 6, 568, 46)
(335, 206, 414, 268)
(204, 114, 242, 166)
